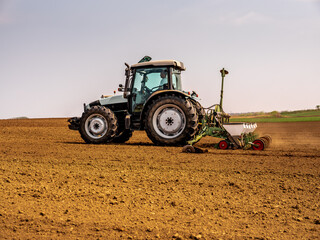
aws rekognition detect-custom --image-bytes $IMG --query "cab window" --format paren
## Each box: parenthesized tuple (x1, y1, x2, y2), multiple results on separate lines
(172, 69, 182, 90)
(132, 67, 168, 95)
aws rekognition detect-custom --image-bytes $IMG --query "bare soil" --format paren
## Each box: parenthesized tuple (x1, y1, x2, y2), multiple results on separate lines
(0, 119, 319, 239)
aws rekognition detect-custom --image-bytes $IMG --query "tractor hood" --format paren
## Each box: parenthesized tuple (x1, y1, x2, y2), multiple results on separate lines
(99, 94, 127, 106)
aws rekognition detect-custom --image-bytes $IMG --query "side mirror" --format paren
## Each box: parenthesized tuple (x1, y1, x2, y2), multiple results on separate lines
(125, 63, 130, 78)
(123, 63, 131, 98)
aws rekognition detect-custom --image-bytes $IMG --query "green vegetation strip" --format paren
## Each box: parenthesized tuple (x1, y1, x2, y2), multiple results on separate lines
(281, 110, 320, 117)
(230, 116, 320, 123)
(230, 109, 320, 123)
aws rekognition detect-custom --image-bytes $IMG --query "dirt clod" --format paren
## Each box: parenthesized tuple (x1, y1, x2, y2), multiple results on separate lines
(190, 234, 202, 239)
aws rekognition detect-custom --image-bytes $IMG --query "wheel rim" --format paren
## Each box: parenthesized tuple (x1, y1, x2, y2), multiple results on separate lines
(252, 139, 264, 150)
(219, 140, 228, 150)
(84, 114, 108, 139)
(152, 104, 186, 139)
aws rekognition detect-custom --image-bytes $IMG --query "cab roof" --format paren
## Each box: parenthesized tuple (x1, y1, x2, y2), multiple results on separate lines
(131, 60, 186, 71)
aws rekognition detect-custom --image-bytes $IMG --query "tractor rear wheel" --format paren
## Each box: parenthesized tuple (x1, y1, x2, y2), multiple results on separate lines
(113, 129, 133, 143)
(145, 95, 198, 145)
(192, 101, 205, 134)
(193, 101, 205, 122)
(79, 106, 118, 144)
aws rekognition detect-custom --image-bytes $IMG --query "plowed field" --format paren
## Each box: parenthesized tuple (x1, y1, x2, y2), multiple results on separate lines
(0, 119, 319, 239)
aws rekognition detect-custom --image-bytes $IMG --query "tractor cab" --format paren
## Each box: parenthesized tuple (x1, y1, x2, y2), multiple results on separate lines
(121, 59, 186, 121)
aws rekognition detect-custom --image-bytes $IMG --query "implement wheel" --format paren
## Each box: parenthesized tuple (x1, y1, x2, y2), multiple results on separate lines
(182, 145, 196, 153)
(252, 139, 265, 151)
(261, 135, 272, 148)
(260, 136, 270, 148)
(218, 140, 229, 150)
(182, 145, 208, 153)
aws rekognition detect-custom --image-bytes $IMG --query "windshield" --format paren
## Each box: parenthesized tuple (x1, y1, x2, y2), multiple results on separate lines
(133, 67, 169, 94)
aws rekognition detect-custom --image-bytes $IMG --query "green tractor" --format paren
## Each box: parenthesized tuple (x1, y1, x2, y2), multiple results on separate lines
(68, 56, 202, 145)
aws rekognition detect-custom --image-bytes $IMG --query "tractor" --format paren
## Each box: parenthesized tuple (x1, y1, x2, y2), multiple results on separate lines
(68, 56, 271, 151)
(68, 56, 202, 145)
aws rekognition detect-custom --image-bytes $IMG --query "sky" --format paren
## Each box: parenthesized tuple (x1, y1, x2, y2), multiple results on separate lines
(0, 0, 319, 119)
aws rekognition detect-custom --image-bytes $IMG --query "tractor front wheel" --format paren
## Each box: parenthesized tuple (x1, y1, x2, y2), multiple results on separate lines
(145, 95, 198, 146)
(79, 106, 118, 144)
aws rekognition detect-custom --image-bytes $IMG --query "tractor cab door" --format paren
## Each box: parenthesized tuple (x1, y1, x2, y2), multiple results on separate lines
(131, 67, 168, 118)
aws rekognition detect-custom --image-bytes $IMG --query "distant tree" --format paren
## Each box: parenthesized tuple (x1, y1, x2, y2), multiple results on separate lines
(270, 111, 281, 118)
(317, 105, 320, 110)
